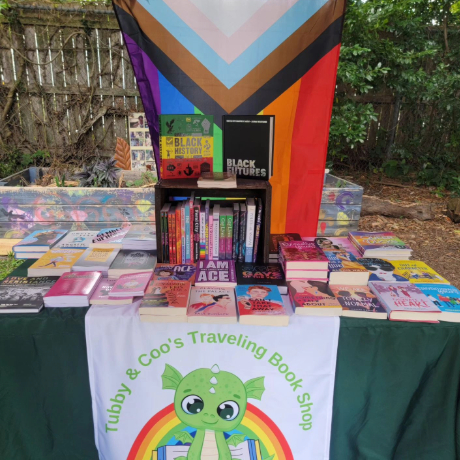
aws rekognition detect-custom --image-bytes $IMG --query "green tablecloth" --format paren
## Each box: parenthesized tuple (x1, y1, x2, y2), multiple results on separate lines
(1, 262, 459, 459)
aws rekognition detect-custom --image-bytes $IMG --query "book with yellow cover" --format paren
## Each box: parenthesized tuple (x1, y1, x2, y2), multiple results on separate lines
(28, 248, 86, 277)
(159, 114, 214, 179)
(0, 239, 22, 255)
(392, 260, 450, 285)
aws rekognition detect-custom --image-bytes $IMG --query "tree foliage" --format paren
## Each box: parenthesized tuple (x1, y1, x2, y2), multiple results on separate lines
(329, 0, 460, 191)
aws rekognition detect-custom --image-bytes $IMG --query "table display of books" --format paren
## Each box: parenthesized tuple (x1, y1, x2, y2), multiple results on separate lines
(2, 227, 460, 326)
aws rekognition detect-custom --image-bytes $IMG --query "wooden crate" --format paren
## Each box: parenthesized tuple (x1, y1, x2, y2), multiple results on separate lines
(317, 174, 363, 236)
(155, 179, 271, 263)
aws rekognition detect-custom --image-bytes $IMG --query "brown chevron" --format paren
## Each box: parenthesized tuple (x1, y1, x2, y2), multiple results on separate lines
(114, 0, 345, 113)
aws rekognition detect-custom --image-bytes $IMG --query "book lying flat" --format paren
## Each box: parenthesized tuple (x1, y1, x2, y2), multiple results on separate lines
(391, 260, 450, 285)
(90, 277, 134, 305)
(236, 262, 287, 295)
(195, 259, 236, 287)
(139, 279, 191, 316)
(323, 250, 369, 286)
(197, 172, 237, 188)
(153, 264, 196, 283)
(269, 233, 302, 259)
(13, 229, 68, 253)
(287, 280, 342, 317)
(348, 231, 412, 259)
(122, 224, 156, 250)
(109, 272, 153, 298)
(108, 250, 157, 279)
(314, 237, 361, 258)
(236, 284, 289, 327)
(369, 281, 441, 322)
(329, 284, 387, 319)
(72, 247, 120, 274)
(187, 286, 237, 324)
(90, 227, 130, 249)
(28, 248, 86, 277)
(418, 284, 460, 322)
(279, 241, 328, 270)
(54, 231, 99, 249)
(357, 258, 409, 282)
(0, 275, 59, 313)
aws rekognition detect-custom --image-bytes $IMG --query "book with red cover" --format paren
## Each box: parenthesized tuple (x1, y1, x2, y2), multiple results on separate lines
(139, 279, 191, 316)
(44, 271, 102, 307)
(109, 271, 153, 297)
(90, 277, 134, 305)
(279, 241, 328, 270)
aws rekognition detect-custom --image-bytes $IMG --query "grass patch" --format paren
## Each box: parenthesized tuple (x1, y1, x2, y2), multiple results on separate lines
(0, 253, 23, 280)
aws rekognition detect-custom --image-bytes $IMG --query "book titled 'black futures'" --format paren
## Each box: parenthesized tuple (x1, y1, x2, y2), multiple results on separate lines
(223, 115, 275, 180)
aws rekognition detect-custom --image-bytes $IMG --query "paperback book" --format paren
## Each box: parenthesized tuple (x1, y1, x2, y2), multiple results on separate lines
(108, 250, 157, 279)
(44, 271, 102, 307)
(109, 272, 153, 298)
(159, 114, 214, 179)
(91, 227, 129, 249)
(323, 251, 369, 285)
(72, 247, 119, 274)
(357, 258, 409, 282)
(314, 237, 360, 257)
(391, 260, 450, 284)
(195, 259, 237, 287)
(90, 277, 134, 305)
(369, 281, 441, 322)
(54, 231, 99, 249)
(278, 241, 328, 270)
(348, 231, 412, 259)
(418, 284, 460, 322)
(269, 233, 302, 260)
(122, 224, 156, 250)
(13, 229, 68, 253)
(139, 279, 191, 316)
(28, 248, 86, 277)
(287, 280, 342, 317)
(187, 286, 237, 324)
(153, 264, 196, 283)
(0, 275, 59, 313)
(329, 285, 387, 319)
(236, 285, 289, 327)
(236, 263, 287, 295)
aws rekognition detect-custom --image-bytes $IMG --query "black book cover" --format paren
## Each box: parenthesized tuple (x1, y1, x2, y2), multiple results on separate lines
(223, 115, 274, 179)
(269, 233, 302, 256)
(0, 276, 59, 311)
(236, 263, 287, 294)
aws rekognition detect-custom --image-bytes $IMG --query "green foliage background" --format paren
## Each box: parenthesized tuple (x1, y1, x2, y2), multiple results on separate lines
(329, 0, 460, 191)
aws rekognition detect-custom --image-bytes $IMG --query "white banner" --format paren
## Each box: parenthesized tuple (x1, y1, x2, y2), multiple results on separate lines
(85, 305, 339, 460)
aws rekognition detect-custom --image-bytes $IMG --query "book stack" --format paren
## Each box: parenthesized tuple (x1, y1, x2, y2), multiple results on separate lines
(44, 271, 102, 307)
(108, 250, 157, 279)
(13, 229, 68, 259)
(72, 248, 120, 276)
(90, 277, 143, 308)
(278, 241, 329, 281)
(348, 231, 412, 260)
(160, 196, 263, 264)
(269, 233, 302, 261)
(122, 224, 156, 250)
(139, 279, 191, 323)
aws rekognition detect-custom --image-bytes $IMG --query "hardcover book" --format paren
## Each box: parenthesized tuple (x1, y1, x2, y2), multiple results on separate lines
(235, 285, 289, 327)
(195, 259, 237, 287)
(391, 260, 450, 284)
(358, 258, 409, 282)
(108, 250, 157, 279)
(72, 247, 120, 274)
(90, 227, 129, 249)
(418, 283, 460, 322)
(153, 263, 196, 283)
(236, 263, 287, 295)
(323, 250, 369, 286)
(278, 241, 328, 270)
(109, 272, 153, 298)
(28, 248, 86, 277)
(348, 231, 412, 259)
(287, 280, 342, 316)
(139, 279, 191, 316)
(223, 115, 274, 179)
(314, 237, 360, 257)
(0, 276, 59, 313)
(44, 271, 102, 307)
(90, 277, 133, 305)
(13, 229, 68, 253)
(55, 231, 99, 249)
(269, 233, 302, 259)
(159, 114, 214, 179)
(329, 285, 387, 319)
(187, 286, 237, 324)
(369, 281, 441, 322)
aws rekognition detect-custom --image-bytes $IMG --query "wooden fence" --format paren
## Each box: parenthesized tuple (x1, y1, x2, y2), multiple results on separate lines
(0, 2, 142, 163)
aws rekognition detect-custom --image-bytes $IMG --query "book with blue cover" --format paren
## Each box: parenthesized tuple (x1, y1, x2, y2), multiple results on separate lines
(13, 229, 68, 253)
(418, 284, 460, 322)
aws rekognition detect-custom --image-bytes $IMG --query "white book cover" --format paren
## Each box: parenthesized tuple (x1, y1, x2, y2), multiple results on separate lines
(55, 231, 100, 249)
(245, 198, 256, 262)
(212, 204, 220, 260)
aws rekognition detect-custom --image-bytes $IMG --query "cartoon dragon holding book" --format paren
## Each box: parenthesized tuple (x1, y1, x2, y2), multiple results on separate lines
(161, 364, 273, 460)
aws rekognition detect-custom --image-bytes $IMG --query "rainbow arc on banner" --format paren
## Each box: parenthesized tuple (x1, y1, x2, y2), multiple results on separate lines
(113, 0, 346, 234)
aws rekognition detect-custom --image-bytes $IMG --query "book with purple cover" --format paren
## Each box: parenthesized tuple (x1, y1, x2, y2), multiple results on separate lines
(109, 271, 153, 297)
(195, 259, 237, 287)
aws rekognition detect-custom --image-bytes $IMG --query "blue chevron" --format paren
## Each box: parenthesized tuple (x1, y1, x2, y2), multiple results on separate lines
(138, 0, 329, 88)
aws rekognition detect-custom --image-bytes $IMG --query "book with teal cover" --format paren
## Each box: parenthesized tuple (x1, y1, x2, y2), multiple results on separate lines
(418, 283, 460, 318)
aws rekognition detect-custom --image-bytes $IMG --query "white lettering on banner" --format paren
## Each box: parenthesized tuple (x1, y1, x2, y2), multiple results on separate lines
(85, 306, 339, 460)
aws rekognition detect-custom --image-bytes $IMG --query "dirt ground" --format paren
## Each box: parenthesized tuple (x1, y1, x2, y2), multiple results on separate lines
(347, 173, 460, 288)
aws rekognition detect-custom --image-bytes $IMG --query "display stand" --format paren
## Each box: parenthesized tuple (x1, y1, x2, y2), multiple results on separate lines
(154, 179, 272, 263)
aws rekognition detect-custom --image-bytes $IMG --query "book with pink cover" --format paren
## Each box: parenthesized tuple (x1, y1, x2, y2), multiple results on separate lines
(314, 237, 361, 257)
(90, 277, 134, 305)
(187, 286, 237, 324)
(44, 271, 102, 307)
(109, 271, 152, 297)
(278, 241, 328, 270)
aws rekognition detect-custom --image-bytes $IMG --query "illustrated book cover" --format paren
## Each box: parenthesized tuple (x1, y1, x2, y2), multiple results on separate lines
(72, 247, 119, 273)
(195, 259, 236, 287)
(108, 250, 157, 278)
(13, 229, 68, 252)
(235, 284, 289, 327)
(323, 250, 369, 285)
(236, 263, 287, 295)
(28, 248, 86, 276)
(54, 231, 99, 249)
(368, 281, 441, 322)
(139, 279, 191, 316)
(357, 258, 409, 282)
(314, 237, 361, 257)
(109, 271, 153, 297)
(159, 114, 214, 179)
(90, 277, 134, 305)
(187, 286, 237, 324)
(418, 283, 460, 322)
(329, 285, 387, 319)
(269, 233, 302, 259)
(278, 241, 328, 270)
(391, 260, 450, 285)
(348, 231, 412, 259)
(287, 280, 342, 316)
(90, 227, 129, 249)
(153, 264, 196, 283)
